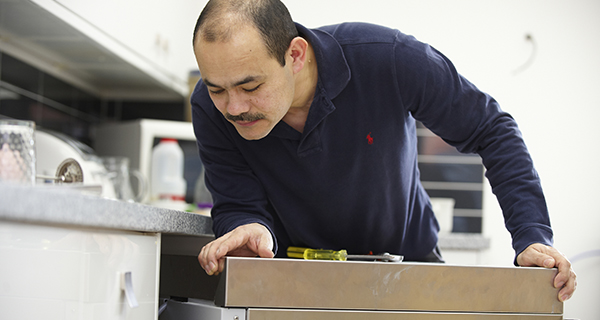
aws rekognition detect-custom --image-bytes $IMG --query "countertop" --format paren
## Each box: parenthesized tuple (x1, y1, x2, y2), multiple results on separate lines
(0, 183, 488, 251)
(0, 183, 213, 236)
(438, 232, 490, 250)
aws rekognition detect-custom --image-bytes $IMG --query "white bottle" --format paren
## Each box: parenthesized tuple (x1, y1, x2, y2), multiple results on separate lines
(150, 139, 187, 208)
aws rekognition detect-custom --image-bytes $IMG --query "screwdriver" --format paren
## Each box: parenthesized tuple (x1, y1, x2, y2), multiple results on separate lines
(287, 246, 403, 262)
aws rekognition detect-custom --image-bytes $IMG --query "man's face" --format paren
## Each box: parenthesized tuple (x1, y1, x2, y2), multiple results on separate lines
(194, 25, 295, 140)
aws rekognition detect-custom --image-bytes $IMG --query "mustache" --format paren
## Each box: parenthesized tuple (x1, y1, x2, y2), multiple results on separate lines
(225, 112, 266, 122)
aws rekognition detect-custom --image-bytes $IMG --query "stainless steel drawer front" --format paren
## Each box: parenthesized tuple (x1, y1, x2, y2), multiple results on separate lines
(215, 257, 562, 315)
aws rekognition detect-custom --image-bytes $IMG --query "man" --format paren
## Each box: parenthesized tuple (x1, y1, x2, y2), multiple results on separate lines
(191, 0, 576, 302)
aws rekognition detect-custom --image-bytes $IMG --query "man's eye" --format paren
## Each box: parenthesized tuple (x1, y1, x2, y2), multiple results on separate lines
(209, 89, 225, 95)
(243, 84, 261, 93)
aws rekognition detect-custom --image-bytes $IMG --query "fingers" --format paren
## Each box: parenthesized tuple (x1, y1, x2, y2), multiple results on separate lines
(198, 223, 274, 276)
(516, 243, 577, 302)
(198, 238, 225, 276)
(252, 226, 275, 259)
(557, 267, 577, 302)
(217, 256, 226, 276)
(199, 230, 244, 275)
(552, 251, 577, 302)
(246, 223, 275, 257)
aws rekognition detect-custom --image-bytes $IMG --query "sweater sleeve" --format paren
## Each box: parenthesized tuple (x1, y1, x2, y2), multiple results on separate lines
(392, 32, 553, 262)
(191, 85, 278, 254)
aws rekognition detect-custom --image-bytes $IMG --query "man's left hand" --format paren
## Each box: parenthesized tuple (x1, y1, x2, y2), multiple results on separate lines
(516, 243, 577, 302)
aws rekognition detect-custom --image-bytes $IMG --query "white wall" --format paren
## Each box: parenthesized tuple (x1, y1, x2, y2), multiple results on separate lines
(189, 1, 600, 317)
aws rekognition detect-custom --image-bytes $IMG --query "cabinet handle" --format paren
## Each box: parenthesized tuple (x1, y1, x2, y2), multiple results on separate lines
(121, 271, 139, 308)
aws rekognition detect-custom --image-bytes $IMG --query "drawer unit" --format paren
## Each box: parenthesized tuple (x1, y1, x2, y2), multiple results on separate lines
(0, 221, 161, 320)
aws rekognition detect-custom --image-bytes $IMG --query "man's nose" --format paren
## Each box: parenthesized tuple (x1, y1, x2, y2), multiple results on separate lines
(226, 92, 250, 116)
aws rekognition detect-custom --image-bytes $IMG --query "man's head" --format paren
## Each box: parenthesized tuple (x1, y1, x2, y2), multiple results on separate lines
(193, 0, 298, 66)
(192, 0, 312, 140)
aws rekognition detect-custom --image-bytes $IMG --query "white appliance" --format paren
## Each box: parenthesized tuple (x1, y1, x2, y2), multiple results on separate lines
(35, 129, 115, 198)
(94, 119, 200, 204)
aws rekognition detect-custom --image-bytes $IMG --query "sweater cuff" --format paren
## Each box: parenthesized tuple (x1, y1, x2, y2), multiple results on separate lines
(512, 226, 554, 266)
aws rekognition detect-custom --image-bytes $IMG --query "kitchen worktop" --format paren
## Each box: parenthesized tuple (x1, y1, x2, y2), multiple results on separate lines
(438, 232, 489, 250)
(0, 183, 488, 250)
(0, 183, 213, 236)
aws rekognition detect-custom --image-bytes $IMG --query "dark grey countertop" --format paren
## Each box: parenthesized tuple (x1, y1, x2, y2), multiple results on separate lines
(0, 183, 488, 251)
(0, 183, 213, 236)
(438, 232, 490, 250)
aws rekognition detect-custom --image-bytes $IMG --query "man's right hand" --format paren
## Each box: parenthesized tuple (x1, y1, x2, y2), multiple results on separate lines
(198, 223, 275, 275)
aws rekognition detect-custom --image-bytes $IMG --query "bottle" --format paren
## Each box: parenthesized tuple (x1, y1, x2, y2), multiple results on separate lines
(150, 138, 187, 209)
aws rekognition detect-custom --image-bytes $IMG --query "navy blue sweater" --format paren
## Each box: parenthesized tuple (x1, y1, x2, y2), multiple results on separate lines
(191, 22, 553, 261)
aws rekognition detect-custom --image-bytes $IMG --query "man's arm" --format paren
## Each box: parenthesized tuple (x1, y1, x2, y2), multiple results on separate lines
(390, 33, 576, 300)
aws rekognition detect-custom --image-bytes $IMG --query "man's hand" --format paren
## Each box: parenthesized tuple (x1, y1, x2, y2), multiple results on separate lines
(516, 243, 577, 302)
(198, 223, 274, 276)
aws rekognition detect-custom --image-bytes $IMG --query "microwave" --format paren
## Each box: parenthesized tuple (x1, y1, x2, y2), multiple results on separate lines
(94, 119, 203, 204)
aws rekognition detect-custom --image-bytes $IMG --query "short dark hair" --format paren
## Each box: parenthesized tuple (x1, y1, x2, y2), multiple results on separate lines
(192, 0, 298, 66)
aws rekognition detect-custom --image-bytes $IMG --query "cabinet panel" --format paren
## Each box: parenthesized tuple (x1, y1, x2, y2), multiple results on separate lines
(0, 221, 160, 320)
(54, 0, 203, 86)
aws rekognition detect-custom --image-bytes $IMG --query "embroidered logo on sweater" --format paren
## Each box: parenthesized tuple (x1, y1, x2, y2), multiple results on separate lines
(366, 132, 374, 145)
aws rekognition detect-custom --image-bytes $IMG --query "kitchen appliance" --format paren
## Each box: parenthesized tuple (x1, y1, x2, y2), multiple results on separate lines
(94, 119, 203, 205)
(35, 129, 113, 197)
(50, 158, 84, 183)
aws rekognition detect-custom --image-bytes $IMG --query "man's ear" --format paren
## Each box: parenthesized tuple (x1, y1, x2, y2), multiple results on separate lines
(287, 37, 309, 74)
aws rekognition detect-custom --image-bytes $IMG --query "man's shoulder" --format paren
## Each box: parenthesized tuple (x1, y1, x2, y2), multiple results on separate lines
(316, 22, 401, 45)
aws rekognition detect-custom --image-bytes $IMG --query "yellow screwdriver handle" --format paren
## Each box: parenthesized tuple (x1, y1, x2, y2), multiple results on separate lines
(287, 246, 348, 261)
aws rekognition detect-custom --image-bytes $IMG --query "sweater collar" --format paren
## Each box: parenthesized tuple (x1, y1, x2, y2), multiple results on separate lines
(270, 23, 350, 142)
(297, 23, 351, 100)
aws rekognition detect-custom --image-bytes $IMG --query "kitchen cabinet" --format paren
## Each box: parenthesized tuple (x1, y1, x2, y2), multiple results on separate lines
(0, 220, 160, 320)
(0, 0, 204, 100)
(0, 183, 214, 320)
(50, 0, 203, 90)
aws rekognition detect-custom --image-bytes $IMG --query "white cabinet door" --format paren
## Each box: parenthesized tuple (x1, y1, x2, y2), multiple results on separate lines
(51, 0, 205, 88)
(0, 221, 160, 320)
